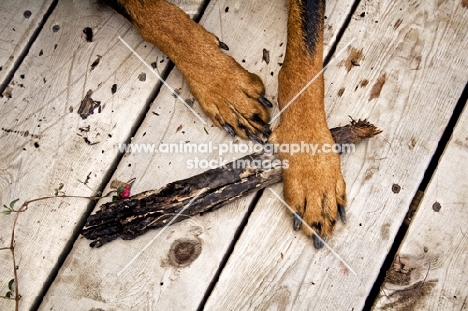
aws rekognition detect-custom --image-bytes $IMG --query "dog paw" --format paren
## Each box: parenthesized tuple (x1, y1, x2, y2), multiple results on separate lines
(176, 38, 272, 142)
(270, 121, 347, 248)
(116, 0, 271, 141)
(283, 150, 346, 248)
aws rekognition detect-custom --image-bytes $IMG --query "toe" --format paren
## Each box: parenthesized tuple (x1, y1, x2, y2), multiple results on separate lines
(338, 205, 347, 224)
(248, 132, 265, 144)
(336, 176, 347, 207)
(217, 38, 229, 50)
(312, 233, 327, 249)
(241, 72, 265, 98)
(223, 123, 236, 137)
(259, 96, 273, 108)
(293, 212, 302, 231)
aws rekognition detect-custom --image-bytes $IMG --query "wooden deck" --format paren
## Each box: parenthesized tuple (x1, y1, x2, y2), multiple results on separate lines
(0, 0, 467, 310)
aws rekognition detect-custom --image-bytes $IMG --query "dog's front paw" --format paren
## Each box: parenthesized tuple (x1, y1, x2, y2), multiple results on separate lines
(283, 150, 346, 248)
(129, 0, 271, 142)
(271, 126, 347, 248)
(180, 43, 272, 142)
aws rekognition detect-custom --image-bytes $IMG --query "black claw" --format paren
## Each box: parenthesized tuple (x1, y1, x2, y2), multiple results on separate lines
(338, 205, 347, 224)
(258, 96, 273, 108)
(218, 39, 229, 51)
(313, 234, 326, 249)
(262, 126, 271, 138)
(250, 113, 266, 125)
(293, 212, 302, 231)
(311, 222, 325, 249)
(223, 124, 235, 137)
(249, 132, 265, 145)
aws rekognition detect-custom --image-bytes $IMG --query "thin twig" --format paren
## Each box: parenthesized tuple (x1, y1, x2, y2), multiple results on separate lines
(3, 194, 104, 310)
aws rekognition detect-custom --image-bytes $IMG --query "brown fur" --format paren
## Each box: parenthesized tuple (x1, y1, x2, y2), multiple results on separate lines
(117, 0, 269, 140)
(108, 0, 346, 244)
(272, 0, 346, 240)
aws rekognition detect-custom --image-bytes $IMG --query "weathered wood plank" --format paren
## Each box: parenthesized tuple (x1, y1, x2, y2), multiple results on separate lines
(204, 0, 468, 310)
(0, 0, 54, 85)
(39, 0, 355, 310)
(373, 101, 468, 310)
(0, 0, 205, 310)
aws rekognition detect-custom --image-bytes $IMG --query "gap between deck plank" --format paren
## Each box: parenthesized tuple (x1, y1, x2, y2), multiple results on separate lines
(365, 82, 468, 308)
(38, 0, 355, 310)
(0, 0, 206, 310)
(373, 95, 468, 310)
(0, 0, 56, 93)
(203, 0, 468, 309)
(198, 0, 362, 307)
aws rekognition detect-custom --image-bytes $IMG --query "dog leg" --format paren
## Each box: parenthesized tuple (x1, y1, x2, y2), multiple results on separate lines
(102, 0, 271, 141)
(270, 0, 347, 248)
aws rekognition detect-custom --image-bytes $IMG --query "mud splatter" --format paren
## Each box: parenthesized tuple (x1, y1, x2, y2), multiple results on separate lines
(344, 47, 363, 72)
(90, 55, 101, 71)
(381, 281, 436, 310)
(83, 27, 93, 42)
(379, 254, 439, 310)
(2, 127, 41, 139)
(262, 48, 270, 64)
(380, 223, 390, 240)
(2, 86, 13, 98)
(78, 90, 101, 119)
(369, 73, 386, 101)
(337, 87, 345, 97)
(138, 72, 146, 81)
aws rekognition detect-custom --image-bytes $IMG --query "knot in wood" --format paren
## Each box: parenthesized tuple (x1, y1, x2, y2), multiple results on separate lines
(392, 183, 401, 194)
(168, 238, 201, 268)
(432, 201, 441, 212)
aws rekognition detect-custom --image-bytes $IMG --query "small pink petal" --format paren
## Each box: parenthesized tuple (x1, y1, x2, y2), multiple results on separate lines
(119, 185, 131, 198)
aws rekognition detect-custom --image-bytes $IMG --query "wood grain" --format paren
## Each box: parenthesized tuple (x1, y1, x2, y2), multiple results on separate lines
(373, 101, 468, 310)
(39, 0, 355, 310)
(0, 0, 54, 84)
(0, 0, 205, 309)
(204, 0, 468, 309)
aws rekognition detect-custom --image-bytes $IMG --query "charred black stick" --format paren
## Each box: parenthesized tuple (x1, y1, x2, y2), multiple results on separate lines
(82, 119, 381, 247)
